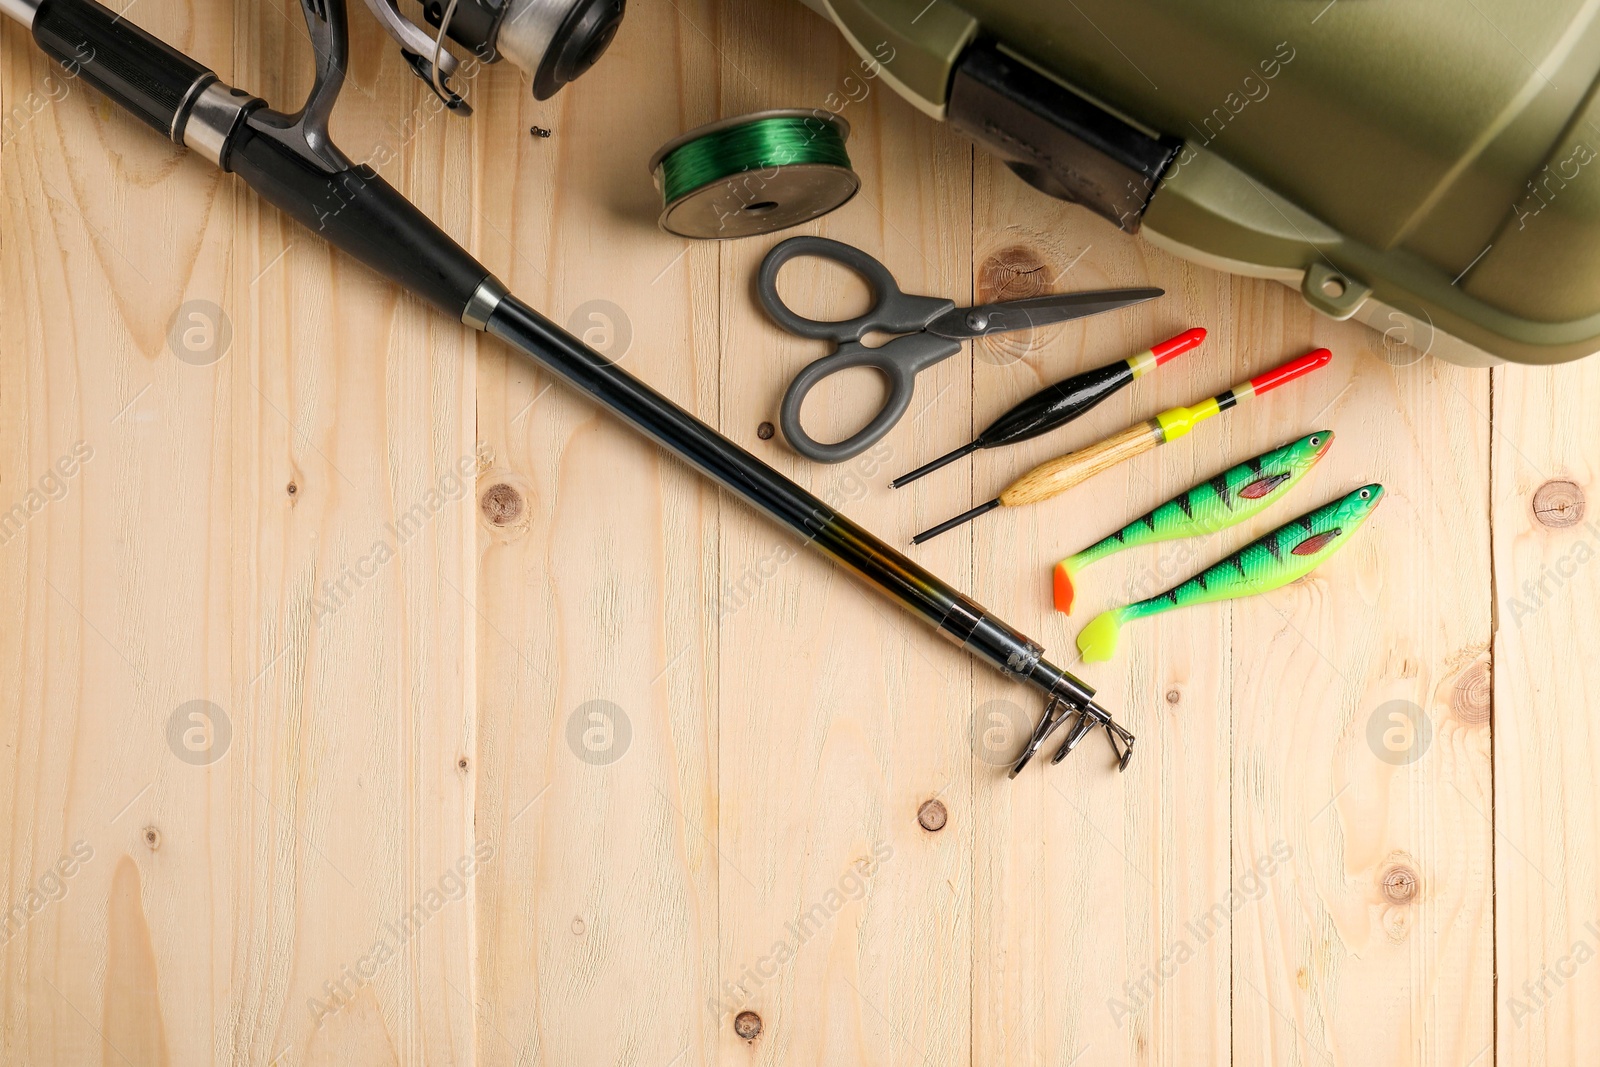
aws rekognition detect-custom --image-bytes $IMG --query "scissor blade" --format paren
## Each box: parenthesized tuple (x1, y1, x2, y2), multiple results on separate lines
(926, 287, 1164, 339)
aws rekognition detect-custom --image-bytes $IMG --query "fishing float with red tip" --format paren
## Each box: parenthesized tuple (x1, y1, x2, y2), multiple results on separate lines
(891, 327, 1209, 488)
(910, 348, 1335, 545)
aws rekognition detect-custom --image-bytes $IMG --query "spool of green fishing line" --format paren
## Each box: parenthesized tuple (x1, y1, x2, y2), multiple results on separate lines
(648, 109, 860, 239)
(658, 117, 851, 202)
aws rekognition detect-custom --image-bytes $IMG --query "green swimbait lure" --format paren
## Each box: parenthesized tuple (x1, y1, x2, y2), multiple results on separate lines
(1053, 431, 1334, 614)
(1075, 483, 1384, 662)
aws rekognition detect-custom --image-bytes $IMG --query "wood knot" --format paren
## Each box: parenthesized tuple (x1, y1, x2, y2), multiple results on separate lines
(756, 421, 775, 441)
(1381, 865, 1418, 904)
(143, 827, 161, 850)
(978, 245, 1051, 303)
(733, 1010, 762, 1040)
(1532, 479, 1585, 528)
(976, 245, 1057, 366)
(286, 480, 298, 498)
(457, 756, 470, 772)
(1452, 661, 1492, 726)
(477, 471, 534, 539)
(1165, 688, 1181, 705)
(480, 482, 524, 527)
(917, 798, 948, 832)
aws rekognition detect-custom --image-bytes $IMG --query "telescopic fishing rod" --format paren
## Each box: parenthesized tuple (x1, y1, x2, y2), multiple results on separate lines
(2, 0, 1134, 775)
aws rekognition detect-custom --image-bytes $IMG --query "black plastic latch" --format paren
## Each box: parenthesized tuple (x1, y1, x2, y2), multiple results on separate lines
(948, 40, 1182, 233)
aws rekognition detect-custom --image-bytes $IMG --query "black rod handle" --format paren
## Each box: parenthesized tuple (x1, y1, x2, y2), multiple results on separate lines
(225, 122, 492, 319)
(32, 0, 213, 139)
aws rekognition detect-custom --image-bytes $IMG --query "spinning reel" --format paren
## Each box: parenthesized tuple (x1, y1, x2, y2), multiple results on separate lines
(359, 0, 625, 113)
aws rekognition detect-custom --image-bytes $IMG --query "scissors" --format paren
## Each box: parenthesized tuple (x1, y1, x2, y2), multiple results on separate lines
(758, 236, 1163, 463)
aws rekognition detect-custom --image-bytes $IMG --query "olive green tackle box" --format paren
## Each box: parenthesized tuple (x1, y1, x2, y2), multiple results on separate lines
(801, 0, 1600, 367)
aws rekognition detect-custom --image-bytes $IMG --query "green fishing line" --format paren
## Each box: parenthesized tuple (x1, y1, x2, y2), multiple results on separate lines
(657, 115, 852, 202)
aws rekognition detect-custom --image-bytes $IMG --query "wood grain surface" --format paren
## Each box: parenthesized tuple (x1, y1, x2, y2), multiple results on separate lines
(1, 0, 1590, 1064)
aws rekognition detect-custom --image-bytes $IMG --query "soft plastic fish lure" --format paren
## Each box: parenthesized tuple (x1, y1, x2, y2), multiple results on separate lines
(1053, 431, 1334, 614)
(1075, 483, 1384, 662)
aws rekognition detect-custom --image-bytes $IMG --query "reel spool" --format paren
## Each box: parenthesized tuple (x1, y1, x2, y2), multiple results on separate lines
(648, 110, 860, 240)
(360, 0, 625, 111)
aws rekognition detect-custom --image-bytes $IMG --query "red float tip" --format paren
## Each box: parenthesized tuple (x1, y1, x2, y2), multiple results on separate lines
(1149, 327, 1207, 366)
(1249, 348, 1332, 396)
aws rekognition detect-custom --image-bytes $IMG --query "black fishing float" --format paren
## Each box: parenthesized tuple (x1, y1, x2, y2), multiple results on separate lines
(891, 327, 1207, 487)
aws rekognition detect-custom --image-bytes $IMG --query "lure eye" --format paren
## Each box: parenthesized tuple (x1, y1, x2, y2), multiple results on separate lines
(1309, 435, 1321, 446)
(1359, 488, 1371, 499)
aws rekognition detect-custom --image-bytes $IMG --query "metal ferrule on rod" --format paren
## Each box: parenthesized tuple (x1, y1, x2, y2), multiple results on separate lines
(179, 80, 255, 166)
(0, 0, 41, 29)
(463, 276, 509, 329)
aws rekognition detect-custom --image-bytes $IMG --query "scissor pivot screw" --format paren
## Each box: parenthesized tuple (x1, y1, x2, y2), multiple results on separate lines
(966, 312, 989, 332)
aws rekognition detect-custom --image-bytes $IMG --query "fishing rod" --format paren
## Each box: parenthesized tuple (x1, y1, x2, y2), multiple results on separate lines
(2, 0, 1134, 775)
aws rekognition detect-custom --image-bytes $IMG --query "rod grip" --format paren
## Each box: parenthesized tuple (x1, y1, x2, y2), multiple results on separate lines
(999, 421, 1158, 507)
(32, 0, 212, 138)
(226, 123, 491, 318)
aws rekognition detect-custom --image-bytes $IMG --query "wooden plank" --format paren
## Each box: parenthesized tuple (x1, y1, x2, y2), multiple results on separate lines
(1494, 359, 1600, 1065)
(0, 4, 478, 1063)
(1226, 317, 1493, 1064)
(968, 155, 1237, 1067)
(711, 4, 975, 1065)
(467, 1, 724, 1065)
(967, 160, 1493, 1066)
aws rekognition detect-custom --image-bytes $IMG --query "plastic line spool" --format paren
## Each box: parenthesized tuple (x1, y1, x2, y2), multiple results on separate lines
(648, 109, 860, 239)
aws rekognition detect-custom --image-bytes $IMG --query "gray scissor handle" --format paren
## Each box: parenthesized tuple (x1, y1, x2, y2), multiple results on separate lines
(779, 333, 962, 463)
(758, 236, 954, 341)
(760, 236, 960, 462)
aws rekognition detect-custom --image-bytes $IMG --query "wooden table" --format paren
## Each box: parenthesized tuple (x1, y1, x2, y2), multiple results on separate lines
(2, 1, 1595, 1063)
